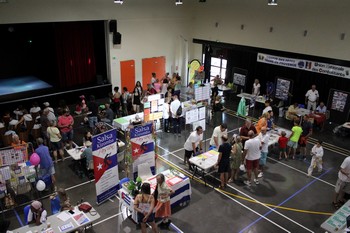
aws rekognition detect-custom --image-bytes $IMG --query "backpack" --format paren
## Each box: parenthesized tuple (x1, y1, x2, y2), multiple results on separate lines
(176, 105, 182, 116)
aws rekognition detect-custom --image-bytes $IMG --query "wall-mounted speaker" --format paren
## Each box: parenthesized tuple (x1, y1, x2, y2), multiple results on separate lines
(113, 32, 122, 45)
(109, 20, 117, 33)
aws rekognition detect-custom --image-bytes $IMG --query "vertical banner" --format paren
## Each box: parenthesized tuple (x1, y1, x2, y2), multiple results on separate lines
(130, 123, 155, 179)
(92, 128, 119, 205)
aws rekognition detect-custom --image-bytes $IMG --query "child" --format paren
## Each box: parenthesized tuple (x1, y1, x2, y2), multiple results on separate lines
(307, 141, 324, 177)
(278, 131, 288, 160)
(154, 173, 174, 229)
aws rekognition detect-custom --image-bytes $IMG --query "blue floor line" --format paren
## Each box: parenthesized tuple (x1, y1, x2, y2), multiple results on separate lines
(238, 167, 333, 233)
(13, 209, 24, 227)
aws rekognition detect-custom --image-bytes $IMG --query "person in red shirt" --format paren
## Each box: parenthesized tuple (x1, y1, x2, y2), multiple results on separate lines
(278, 131, 288, 160)
(57, 109, 74, 149)
(239, 119, 257, 146)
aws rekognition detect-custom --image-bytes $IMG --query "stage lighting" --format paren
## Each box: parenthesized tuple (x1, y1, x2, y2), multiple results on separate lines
(175, 0, 183, 6)
(114, 0, 123, 4)
(268, 0, 277, 6)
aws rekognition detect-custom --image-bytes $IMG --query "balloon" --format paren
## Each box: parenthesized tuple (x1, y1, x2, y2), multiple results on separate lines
(198, 65, 204, 72)
(30, 153, 40, 166)
(36, 180, 46, 191)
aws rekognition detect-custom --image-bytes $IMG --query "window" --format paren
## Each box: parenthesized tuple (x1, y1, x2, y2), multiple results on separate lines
(210, 57, 227, 84)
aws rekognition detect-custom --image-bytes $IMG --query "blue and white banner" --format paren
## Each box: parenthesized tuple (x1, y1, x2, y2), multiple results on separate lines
(130, 123, 155, 179)
(257, 53, 350, 79)
(92, 128, 119, 204)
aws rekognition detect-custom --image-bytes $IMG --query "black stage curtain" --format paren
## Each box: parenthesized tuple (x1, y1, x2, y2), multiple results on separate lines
(54, 22, 96, 88)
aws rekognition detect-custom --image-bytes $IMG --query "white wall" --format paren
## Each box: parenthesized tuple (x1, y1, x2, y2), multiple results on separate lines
(1, 0, 350, 88)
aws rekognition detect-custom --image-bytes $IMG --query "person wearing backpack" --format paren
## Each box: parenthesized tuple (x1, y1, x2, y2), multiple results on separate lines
(170, 95, 182, 137)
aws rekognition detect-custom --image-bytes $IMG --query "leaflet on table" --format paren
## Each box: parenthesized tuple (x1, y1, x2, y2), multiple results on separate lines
(59, 222, 74, 232)
(72, 213, 90, 226)
(166, 176, 183, 186)
(57, 211, 72, 222)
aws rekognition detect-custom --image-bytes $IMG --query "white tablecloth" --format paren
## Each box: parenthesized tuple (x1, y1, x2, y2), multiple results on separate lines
(267, 127, 292, 146)
(113, 113, 144, 131)
(237, 93, 266, 104)
(189, 150, 219, 172)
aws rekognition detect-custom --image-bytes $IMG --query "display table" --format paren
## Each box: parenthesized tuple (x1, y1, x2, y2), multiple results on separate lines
(237, 93, 266, 104)
(267, 127, 292, 146)
(189, 150, 219, 186)
(308, 113, 326, 125)
(12, 202, 100, 233)
(296, 108, 311, 117)
(113, 113, 144, 131)
(321, 199, 350, 233)
(118, 169, 191, 223)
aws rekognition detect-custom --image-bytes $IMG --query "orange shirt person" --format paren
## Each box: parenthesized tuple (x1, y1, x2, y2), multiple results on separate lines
(255, 112, 269, 134)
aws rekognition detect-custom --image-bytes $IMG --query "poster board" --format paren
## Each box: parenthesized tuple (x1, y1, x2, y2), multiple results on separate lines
(92, 128, 119, 204)
(130, 123, 155, 179)
(327, 89, 350, 123)
(194, 84, 210, 101)
(198, 107, 206, 120)
(0, 144, 27, 166)
(275, 77, 293, 101)
(144, 94, 164, 122)
(192, 119, 206, 131)
(185, 108, 199, 124)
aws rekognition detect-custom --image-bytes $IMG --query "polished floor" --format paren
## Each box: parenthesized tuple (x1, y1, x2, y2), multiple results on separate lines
(3, 93, 350, 233)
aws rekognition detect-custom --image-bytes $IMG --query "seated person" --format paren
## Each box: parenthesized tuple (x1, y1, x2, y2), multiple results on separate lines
(4, 125, 16, 136)
(27, 201, 47, 225)
(11, 134, 26, 148)
(29, 102, 41, 114)
(83, 130, 92, 146)
(286, 102, 299, 120)
(100, 103, 115, 123)
(262, 100, 272, 114)
(15, 109, 32, 131)
(316, 102, 327, 114)
(131, 115, 142, 126)
(81, 141, 93, 170)
(146, 84, 157, 95)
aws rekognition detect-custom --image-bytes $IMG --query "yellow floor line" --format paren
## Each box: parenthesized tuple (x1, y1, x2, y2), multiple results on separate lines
(157, 156, 333, 216)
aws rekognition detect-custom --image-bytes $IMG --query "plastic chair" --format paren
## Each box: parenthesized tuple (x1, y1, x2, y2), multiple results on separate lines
(119, 177, 130, 189)
(50, 196, 61, 214)
(24, 205, 31, 225)
(137, 163, 152, 181)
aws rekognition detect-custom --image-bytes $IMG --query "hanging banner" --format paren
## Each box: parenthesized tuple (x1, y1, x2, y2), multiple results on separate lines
(130, 123, 155, 179)
(257, 53, 350, 79)
(92, 128, 119, 205)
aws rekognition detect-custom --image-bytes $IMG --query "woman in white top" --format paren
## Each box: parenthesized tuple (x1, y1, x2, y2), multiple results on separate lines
(252, 79, 260, 96)
(47, 121, 64, 163)
(154, 173, 174, 229)
(134, 183, 158, 233)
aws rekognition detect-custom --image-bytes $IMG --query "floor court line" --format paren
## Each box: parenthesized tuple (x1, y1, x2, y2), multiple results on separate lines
(238, 168, 332, 233)
(157, 145, 313, 232)
(268, 157, 336, 187)
(156, 151, 291, 232)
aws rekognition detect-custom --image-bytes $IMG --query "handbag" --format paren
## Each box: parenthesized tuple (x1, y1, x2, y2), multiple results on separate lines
(78, 203, 92, 213)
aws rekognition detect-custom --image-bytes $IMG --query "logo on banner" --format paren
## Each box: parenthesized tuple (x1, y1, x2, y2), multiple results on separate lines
(131, 141, 154, 159)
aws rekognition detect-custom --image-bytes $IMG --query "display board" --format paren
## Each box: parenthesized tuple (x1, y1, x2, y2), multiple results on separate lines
(185, 109, 199, 124)
(130, 123, 155, 179)
(327, 89, 350, 123)
(143, 93, 164, 122)
(194, 84, 210, 101)
(198, 107, 206, 120)
(0, 144, 27, 166)
(192, 119, 206, 131)
(92, 128, 119, 205)
(275, 77, 292, 101)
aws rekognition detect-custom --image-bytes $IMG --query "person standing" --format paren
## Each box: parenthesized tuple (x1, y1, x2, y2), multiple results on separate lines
(287, 120, 303, 160)
(57, 109, 74, 149)
(209, 123, 228, 149)
(87, 95, 99, 129)
(112, 87, 122, 116)
(307, 141, 324, 177)
(278, 131, 288, 161)
(134, 183, 158, 233)
(133, 81, 143, 113)
(162, 97, 170, 133)
(228, 136, 243, 183)
(183, 126, 204, 169)
(242, 130, 261, 186)
(298, 115, 313, 160)
(257, 127, 270, 178)
(252, 79, 261, 96)
(255, 112, 269, 135)
(151, 72, 157, 85)
(35, 138, 56, 186)
(170, 95, 181, 137)
(333, 156, 350, 208)
(262, 100, 272, 114)
(121, 87, 130, 116)
(216, 135, 231, 188)
(154, 173, 174, 230)
(212, 96, 225, 127)
(100, 103, 114, 123)
(239, 119, 257, 147)
(47, 121, 64, 163)
(305, 84, 319, 111)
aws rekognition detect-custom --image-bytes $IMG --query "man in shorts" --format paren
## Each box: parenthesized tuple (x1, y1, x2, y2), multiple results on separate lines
(35, 138, 56, 187)
(333, 156, 350, 208)
(298, 115, 312, 160)
(242, 130, 261, 186)
(287, 120, 303, 160)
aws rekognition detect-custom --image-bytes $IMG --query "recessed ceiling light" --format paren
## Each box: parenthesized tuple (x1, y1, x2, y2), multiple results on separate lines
(176, 0, 183, 6)
(268, 0, 277, 6)
(114, 0, 123, 4)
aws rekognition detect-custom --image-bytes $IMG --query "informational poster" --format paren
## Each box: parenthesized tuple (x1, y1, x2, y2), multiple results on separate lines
(194, 84, 210, 101)
(130, 123, 155, 179)
(198, 107, 206, 120)
(275, 78, 291, 100)
(192, 119, 206, 131)
(144, 94, 164, 121)
(233, 73, 246, 86)
(331, 91, 348, 112)
(92, 128, 119, 204)
(0, 145, 27, 166)
(185, 108, 199, 124)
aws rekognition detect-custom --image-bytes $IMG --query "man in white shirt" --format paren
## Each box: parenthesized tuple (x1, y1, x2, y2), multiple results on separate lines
(163, 97, 170, 132)
(262, 100, 272, 115)
(170, 95, 181, 136)
(333, 156, 350, 208)
(209, 123, 228, 148)
(258, 127, 270, 178)
(242, 130, 261, 186)
(316, 102, 327, 114)
(184, 126, 204, 169)
(305, 84, 319, 111)
(252, 79, 260, 96)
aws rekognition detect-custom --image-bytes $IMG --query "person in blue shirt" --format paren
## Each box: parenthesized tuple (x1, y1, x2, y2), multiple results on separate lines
(81, 140, 93, 170)
(35, 138, 56, 185)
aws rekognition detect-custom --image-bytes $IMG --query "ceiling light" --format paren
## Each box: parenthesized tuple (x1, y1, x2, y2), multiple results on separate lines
(175, 0, 183, 6)
(268, 0, 277, 6)
(114, 0, 123, 4)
